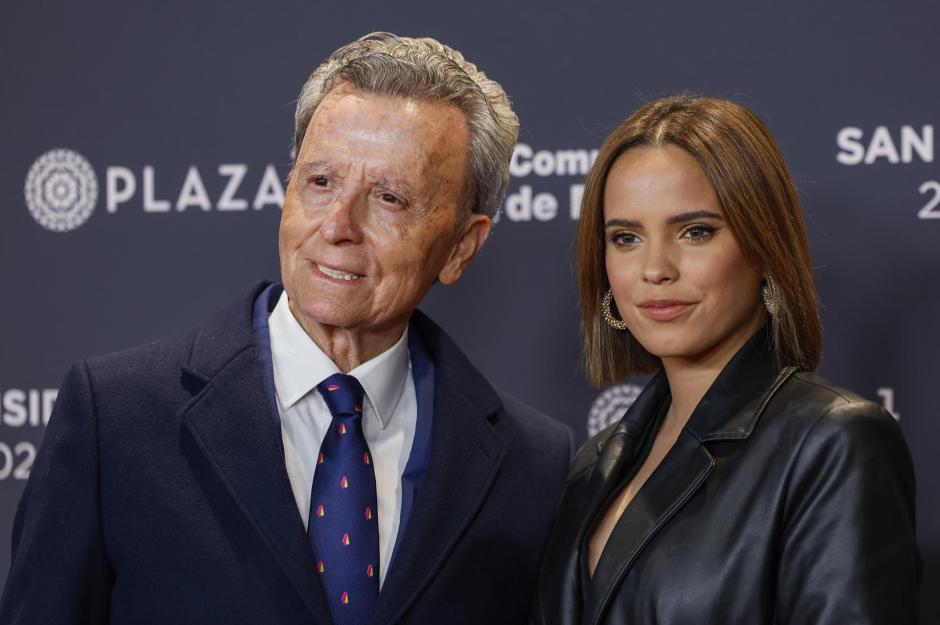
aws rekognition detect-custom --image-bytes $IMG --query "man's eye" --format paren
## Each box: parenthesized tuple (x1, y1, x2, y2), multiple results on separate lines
(380, 193, 402, 205)
(311, 176, 329, 187)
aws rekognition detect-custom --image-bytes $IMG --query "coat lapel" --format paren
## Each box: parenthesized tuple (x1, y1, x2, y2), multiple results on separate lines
(368, 311, 506, 625)
(177, 284, 333, 624)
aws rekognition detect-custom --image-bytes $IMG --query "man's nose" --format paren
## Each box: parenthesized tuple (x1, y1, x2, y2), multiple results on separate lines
(641, 239, 679, 285)
(320, 192, 364, 245)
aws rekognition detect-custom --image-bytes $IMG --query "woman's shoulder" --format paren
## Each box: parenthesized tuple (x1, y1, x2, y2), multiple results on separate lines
(783, 368, 886, 407)
(770, 370, 893, 425)
(766, 370, 910, 467)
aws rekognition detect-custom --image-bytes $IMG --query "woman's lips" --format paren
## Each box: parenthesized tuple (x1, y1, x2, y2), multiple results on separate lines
(637, 300, 693, 322)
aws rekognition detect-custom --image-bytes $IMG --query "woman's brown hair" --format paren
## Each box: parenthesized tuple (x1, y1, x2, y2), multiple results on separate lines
(579, 95, 822, 386)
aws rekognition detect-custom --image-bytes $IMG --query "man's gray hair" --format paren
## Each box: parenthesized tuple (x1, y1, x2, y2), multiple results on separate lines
(293, 32, 519, 219)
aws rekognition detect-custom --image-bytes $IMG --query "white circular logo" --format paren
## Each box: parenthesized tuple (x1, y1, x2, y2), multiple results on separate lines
(24, 149, 98, 232)
(586, 383, 644, 437)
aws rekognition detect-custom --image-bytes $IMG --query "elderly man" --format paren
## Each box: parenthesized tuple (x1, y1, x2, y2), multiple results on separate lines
(0, 34, 571, 625)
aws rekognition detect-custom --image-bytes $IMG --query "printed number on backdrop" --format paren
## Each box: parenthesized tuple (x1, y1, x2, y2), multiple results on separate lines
(876, 388, 901, 420)
(918, 181, 940, 219)
(0, 442, 36, 480)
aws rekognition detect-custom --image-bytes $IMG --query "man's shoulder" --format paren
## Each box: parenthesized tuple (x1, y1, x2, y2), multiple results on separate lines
(83, 332, 186, 383)
(493, 387, 571, 447)
(409, 310, 572, 455)
(82, 283, 266, 387)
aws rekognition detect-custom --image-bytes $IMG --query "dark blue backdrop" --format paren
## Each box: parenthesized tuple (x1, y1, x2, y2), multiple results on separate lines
(2, 0, 937, 617)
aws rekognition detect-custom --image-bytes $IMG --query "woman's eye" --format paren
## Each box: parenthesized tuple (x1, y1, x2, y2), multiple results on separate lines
(610, 231, 639, 247)
(681, 224, 716, 242)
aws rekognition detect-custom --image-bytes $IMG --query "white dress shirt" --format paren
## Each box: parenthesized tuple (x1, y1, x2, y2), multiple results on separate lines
(268, 291, 417, 587)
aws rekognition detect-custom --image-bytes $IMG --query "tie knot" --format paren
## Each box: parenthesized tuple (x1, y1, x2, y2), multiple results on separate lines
(317, 373, 365, 418)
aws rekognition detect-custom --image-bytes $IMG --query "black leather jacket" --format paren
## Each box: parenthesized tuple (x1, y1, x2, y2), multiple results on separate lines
(533, 329, 920, 625)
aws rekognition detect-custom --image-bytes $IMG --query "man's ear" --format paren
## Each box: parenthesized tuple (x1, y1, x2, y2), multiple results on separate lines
(438, 214, 492, 285)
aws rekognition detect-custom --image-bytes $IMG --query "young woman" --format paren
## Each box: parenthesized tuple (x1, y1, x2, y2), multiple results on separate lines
(533, 96, 919, 625)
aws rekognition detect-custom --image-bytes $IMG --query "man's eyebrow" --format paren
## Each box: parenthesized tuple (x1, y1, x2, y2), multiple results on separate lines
(374, 177, 415, 198)
(295, 160, 335, 177)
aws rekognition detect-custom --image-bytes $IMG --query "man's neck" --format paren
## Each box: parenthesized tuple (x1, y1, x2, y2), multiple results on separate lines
(294, 314, 409, 373)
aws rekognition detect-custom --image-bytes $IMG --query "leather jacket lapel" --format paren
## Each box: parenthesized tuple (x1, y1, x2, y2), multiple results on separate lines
(580, 372, 670, 538)
(685, 326, 787, 442)
(579, 328, 794, 625)
(582, 432, 714, 625)
(533, 374, 668, 625)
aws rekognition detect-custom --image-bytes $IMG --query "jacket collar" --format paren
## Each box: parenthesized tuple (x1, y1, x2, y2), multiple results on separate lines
(180, 285, 503, 419)
(179, 282, 267, 384)
(684, 325, 789, 442)
(593, 326, 785, 458)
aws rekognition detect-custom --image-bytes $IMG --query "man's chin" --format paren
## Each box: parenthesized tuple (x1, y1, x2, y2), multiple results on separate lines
(287, 294, 362, 333)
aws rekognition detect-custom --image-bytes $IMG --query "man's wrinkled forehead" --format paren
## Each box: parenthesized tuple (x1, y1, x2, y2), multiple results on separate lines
(296, 85, 471, 208)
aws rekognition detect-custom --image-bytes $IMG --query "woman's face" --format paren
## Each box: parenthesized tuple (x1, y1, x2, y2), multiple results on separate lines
(603, 144, 766, 368)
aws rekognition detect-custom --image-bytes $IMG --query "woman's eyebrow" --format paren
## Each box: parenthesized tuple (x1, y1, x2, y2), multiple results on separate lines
(665, 210, 724, 225)
(604, 210, 724, 229)
(604, 218, 642, 229)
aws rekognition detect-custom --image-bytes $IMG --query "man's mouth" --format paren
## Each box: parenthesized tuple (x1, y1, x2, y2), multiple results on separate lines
(316, 263, 363, 282)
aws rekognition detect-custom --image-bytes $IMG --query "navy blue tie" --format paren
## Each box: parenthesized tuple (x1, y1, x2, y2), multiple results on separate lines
(309, 374, 379, 625)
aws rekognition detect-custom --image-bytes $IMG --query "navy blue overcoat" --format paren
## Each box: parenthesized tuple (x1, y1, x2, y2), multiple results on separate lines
(1, 283, 571, 625)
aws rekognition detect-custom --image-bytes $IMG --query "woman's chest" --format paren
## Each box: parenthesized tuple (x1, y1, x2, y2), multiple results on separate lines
(582, 438, 795, 625)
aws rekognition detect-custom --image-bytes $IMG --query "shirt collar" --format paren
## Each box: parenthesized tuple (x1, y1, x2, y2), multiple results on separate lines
(268, 290, 410, 429)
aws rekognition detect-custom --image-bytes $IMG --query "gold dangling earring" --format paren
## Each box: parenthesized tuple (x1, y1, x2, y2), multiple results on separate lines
(761, 276, 781, 316)
(602, 288, 628, 330)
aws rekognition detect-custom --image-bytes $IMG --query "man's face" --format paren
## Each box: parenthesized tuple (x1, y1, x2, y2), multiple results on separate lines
(279, 84, 488, 336)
